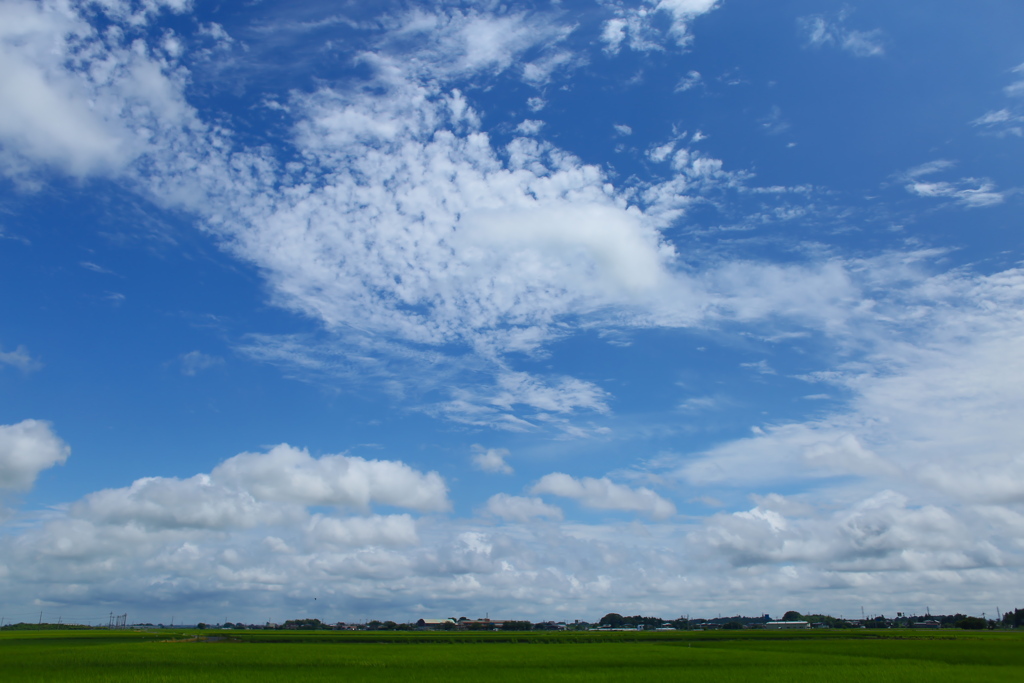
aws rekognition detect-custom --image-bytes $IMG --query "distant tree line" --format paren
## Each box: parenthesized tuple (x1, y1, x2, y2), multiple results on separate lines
(20, 606, 1021, 633)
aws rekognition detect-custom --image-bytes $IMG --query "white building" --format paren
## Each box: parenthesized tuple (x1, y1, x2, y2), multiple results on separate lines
(765, 621, 810, 629)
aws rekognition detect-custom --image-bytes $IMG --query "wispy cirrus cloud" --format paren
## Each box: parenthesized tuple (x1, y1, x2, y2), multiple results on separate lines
(972, 63, 1024, 137)
(799, 13, 884, 57)
(179, 350, 223, 376)
(0, 345, 42, 373)
(901, 160, 1005, 208)
(601, 0, 720, 54)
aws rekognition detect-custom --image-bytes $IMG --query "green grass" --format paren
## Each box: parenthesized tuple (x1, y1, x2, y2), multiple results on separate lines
(2, 629, 1021, 682)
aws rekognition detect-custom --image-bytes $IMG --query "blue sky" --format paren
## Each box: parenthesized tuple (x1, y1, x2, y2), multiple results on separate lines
(2, 0, 1024, 626)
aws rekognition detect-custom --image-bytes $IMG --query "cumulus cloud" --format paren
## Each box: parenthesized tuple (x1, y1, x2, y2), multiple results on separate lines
(515, 119, 545, 135)
(485, 493, 563, 522)
(0, 0, 197, 182)
(307, 513, 419, 548)
(531, 473, 676, 519)
(694, 491, 983, 571)
(0, 420, 70, 491)
(74, 443, 449, 531)
(77, 474, 289, 530)
(472, 446, 513, 475)
(676, 264, 1024, 515)
(211, 444, 450, 513)
(682, 424, 899, 486)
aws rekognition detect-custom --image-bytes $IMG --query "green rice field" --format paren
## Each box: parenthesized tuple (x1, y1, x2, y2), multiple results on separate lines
(3, 628, 1022, 682)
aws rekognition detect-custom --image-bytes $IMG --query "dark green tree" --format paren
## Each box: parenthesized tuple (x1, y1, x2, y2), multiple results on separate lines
(599, 613, 625, 627)
(501, 621, 533, 631)
(956, 616, 986, 630)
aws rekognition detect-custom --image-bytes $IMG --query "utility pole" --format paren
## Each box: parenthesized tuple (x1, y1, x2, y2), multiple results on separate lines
(39, 611, 43, 625)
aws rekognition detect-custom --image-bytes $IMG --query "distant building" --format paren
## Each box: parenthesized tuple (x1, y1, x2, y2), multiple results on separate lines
(457, 618, 506, 630)
(416, 618, 456, 629)
(766, 621, 810, 630)
(911, 620, 941, 629)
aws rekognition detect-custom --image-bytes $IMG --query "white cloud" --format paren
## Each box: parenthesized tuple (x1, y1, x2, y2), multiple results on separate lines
(682, 424, 898, 486)
(677, 265, 1024, 513)
(656, 0, 720, 47)
(76, 444, 450, 530)
(1004, 63, 1024, 98)
(179, 350, 223, 376)
(4, 0, 1024, 627)
(600, 17, 629, 54)
(0, 345, 42, 373)
(531, 473, 676, 519)
(515, 119, 545, 135)
(903, 164, 1005, 208)
(382, 7, 573, 82)
(205, 70, 681, 366)
(679, 396, 717, 412)
(613, 123, 633, 136)
(306, 513, 419, 548)
(648, 141, 676, 163)
(437, 372, 610, 433)
(759, 106, 789, 135)
(973, 109, 1014, 126)
(485, 493, 563, 522)
(1, 0, 870, 437)
(694, 491, 982, 571)
(675, 70, 702, 92)
(0, 0, 198, 181)
(601, 1, 719, 54)
(971, 65, 1024, 137)
(76, 473, 291, 530)
(471, 446, 513, 475)
(972, 108, 1023, 137)
(905, 159, 956, 179)
(800, 15, 884, 57)
(212, 444, 450, 513)
(0, 420, 70, 491)
(73, 444, 452, 532)
(740, 359, 776, 375)
(841, 30, 885, 58)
